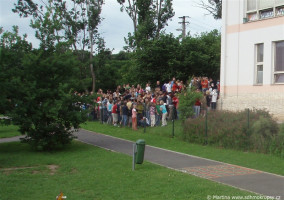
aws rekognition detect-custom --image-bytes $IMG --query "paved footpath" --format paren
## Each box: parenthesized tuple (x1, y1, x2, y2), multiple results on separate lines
(75, 129, 284, 199)
(1, 130, 283, 199)
(0, 136, 22, 143)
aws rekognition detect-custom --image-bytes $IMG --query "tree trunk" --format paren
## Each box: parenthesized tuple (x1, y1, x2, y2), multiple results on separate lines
(89, 32, 95, 93)
(87, 0, 96, 93)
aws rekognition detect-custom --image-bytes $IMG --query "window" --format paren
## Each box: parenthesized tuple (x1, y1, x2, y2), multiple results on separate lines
(255, 44, 264, 85)
(276, 6, 284, 16)
(245, 0, 284, 22)
(274, 41, 284, 83)
(260, 9, 274, 19)
(257, 43, 264, 62)
(256, 65, 263, 84)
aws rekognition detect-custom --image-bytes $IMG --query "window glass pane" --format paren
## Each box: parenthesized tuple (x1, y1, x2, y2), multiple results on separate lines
(259, 0, 274, 9)
(276, 6, 284, 16)
(260, 9, 274, 19)
(275, 74, 284, 83)
(275, 41, 284, 71)
(248, 12, 258, 20)
(247, 0, 257, 10)
(257, 44, 264, 62)
(257, 65, 263, 84)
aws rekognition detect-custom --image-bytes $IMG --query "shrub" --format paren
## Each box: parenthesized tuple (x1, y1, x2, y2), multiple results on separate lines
(182, 109, 284, 157)
(177, 86, 203, 121)
(279, 123, 284, 136)
(250, 117, 279, 153)
(269, 135, 284, 158)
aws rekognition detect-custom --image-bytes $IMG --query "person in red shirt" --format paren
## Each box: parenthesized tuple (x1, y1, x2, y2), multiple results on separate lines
(172, 93, 179, 119)
(151, 94, 156, 103)
(172, 80, 178, 92)
(194, 89, 202, 118)
(112, 102, 118, 126)
(201, 77, 209, 93)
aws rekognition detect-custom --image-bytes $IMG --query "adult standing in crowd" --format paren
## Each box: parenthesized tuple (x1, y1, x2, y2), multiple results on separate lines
(211, 89, 218, 110)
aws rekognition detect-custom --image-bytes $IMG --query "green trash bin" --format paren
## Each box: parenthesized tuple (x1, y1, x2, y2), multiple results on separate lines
(135, 139, 145, 164)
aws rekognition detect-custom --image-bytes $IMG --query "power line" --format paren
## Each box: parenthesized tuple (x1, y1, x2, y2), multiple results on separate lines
(190, 21, 213, 31)
(190, 16, 218, 29)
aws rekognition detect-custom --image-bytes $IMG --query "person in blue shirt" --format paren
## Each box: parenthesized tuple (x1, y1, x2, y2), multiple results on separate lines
(159, 100, 168, 127)
(107, 100, 113, 124)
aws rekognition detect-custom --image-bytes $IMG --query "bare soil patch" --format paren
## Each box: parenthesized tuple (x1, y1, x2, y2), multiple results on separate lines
(47, 164, 59, 175)
(1, 165, 59, 175)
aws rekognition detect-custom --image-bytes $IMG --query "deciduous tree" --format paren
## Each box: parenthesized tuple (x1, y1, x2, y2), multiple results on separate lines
(117, 0, 174, 49)
(196, 0, 222, 19)
(13, 0, 104, 92)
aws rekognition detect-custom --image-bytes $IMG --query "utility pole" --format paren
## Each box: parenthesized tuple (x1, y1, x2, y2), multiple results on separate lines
(177, 16, 190, 39)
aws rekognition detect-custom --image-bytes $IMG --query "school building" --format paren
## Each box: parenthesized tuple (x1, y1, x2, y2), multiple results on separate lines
(220, 0, 284, 121)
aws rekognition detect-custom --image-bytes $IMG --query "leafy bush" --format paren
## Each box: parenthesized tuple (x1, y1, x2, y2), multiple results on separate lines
(250, 117, 278, 153)
(182, 109, 284, 157)
(279, 123, 284, 136)
(177, 86, 203, 121)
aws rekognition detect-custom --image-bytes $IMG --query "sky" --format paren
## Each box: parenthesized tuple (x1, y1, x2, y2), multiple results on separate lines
(0, 0, 222, 53)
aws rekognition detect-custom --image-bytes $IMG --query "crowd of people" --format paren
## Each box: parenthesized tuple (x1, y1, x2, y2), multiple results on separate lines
(85, 77, 220, 130)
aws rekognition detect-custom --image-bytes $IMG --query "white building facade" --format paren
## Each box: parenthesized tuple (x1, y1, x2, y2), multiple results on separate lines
(220, 0, 284, 121)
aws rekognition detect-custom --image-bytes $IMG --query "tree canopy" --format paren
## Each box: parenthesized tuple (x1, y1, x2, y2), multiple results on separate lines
(118, 0, 174, 50)
(196, 0, 222, 19)
(1, 0, 221, 150)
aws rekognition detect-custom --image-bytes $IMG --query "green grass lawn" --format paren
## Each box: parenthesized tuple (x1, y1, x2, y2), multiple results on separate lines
(82, 121, 284, 176)
(0, 141, 257, 200)
(0, 125, 21, 138)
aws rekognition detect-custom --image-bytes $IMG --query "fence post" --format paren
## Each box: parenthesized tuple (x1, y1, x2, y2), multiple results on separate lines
(132, 143, 136, 171)
(247, 108, 250, 130)
(172, 106, 175, 137)
(205, 108, 208, 145)
(144, 105, 146, 133)
(144, 117, 146, 133)
(101, 107, 103, 124)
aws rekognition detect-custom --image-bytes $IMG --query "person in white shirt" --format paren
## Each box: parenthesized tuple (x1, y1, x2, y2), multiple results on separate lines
(145, 83, 151, 93)
(210, 89, 218, 110)
(166, 81, 172, 93)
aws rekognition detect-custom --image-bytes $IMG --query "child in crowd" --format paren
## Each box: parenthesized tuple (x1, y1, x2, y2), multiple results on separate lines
(155, 101, 161, 126)
(194, 91, 201, 118)
(144, 98, 150, 123)
(132, 104, 138, 130)
(145, 83, 151, 93)
(127, 99, 132, 127)
(107, 100, 113, 124)
(160, 100, 167, 127)
(201, 92, 207, 117)
(206, 90, 211, 110)
(149, 102, 156, 127)
(211, 89, 218, 110)
(112, 101, 118, 126)
(121, 101, 128, 127)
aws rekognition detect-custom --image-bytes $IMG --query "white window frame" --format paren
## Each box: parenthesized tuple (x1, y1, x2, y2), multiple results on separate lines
(273, 40, 284, 84)
(255, 43, 264, 85)
(245, 0, 284, 23)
